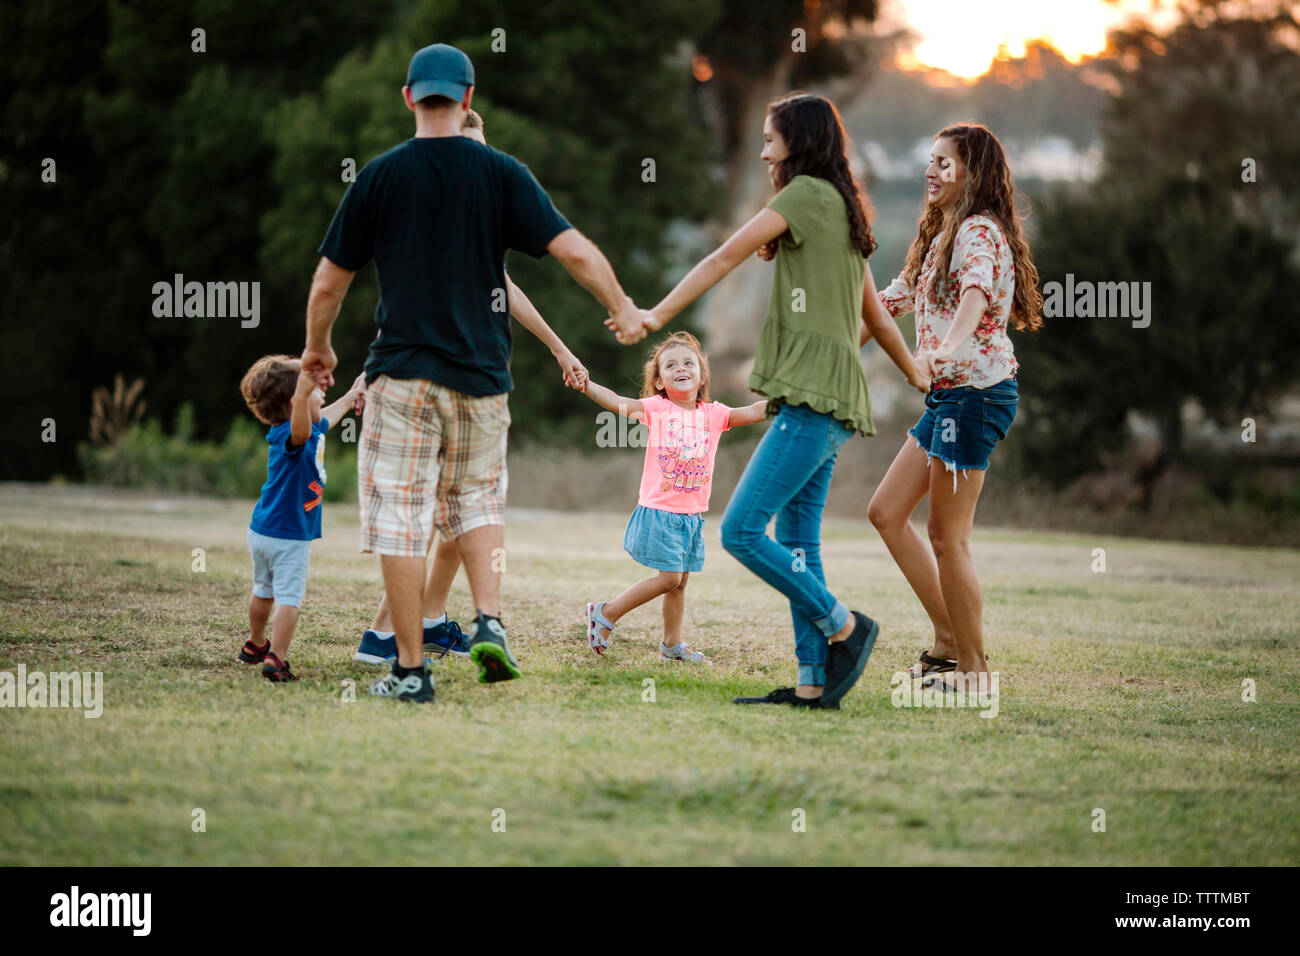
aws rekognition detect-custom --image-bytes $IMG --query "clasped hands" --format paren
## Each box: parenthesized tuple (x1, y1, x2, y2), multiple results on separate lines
(603, 297, 662, 346)
(915, 345, 955, 382)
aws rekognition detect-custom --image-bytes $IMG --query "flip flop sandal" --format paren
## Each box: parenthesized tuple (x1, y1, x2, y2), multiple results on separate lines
(909, 649, 957, 679)
(921, 674, 1000, 698)
(586, 601, 614, 655)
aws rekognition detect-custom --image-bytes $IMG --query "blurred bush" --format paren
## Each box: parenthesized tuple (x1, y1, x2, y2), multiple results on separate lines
(79, 404, 357, 503)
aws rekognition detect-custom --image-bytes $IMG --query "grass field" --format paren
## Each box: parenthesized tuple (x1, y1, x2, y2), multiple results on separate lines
(1, 483, 1297, 865)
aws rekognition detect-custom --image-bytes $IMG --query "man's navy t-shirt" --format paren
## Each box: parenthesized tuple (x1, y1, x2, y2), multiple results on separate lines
(317, 137, 572, 396)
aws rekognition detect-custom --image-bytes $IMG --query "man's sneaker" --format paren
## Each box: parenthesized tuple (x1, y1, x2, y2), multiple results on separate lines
(468, 612, 521, 683)
(660, 641, 712, 665)
(369, 662, 435, 703)
(354, 630, 396, 665)
(822, 611, 880, 706)
(732, 686, 838, 710)
(424, 618, 469, 658)
(239, 639, 270, 664)
(261, 652, 298, 683)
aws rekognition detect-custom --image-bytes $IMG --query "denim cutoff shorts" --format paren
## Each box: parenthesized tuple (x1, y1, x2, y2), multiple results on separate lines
(909, 377, 1018, 488)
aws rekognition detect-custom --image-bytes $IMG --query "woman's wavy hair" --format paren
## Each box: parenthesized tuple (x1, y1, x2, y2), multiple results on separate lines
(640, 331, 711, 404)
(760, 92, 877, 261)
(902, 123, 1042, 331)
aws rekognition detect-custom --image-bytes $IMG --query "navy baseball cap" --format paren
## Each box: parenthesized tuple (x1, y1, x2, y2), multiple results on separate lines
(406, 43, 474, 103)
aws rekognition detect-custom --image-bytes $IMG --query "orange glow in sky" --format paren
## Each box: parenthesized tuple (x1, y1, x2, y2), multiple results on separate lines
(883, 0, 1182, 78)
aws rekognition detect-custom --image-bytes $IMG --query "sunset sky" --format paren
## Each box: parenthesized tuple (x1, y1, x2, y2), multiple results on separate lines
(880, 0, 1184, 78)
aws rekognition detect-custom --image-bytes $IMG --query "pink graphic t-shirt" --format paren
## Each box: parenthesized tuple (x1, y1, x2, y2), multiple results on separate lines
(636, 396, 732, 514)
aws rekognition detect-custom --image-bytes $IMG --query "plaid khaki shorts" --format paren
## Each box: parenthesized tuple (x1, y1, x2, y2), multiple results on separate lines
(358, 375, 510, 557)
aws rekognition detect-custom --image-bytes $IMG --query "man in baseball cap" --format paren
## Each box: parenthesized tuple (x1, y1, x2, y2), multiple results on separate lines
(405, 43, 475, 104)
(305, 42, 652, 702)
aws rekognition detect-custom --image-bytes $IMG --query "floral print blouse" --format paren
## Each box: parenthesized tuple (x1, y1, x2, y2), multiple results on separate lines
(878, 214, 1018, 389)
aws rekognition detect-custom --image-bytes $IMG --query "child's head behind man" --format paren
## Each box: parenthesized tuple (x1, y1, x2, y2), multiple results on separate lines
(461, 108, 485, 143)
(241, 354, 315, 426)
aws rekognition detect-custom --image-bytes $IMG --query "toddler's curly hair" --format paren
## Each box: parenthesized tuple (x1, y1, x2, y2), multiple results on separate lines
(240, 354, 301, 425)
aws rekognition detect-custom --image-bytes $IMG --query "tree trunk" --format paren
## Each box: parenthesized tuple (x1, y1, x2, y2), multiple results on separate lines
(1137, 403, 1184, 511)
(694, 57, 795, 395)
(693, 60, 874, 396)
(1159, 402, 1184, 464)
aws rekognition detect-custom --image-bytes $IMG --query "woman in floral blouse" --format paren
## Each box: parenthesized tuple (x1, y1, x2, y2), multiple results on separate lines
(864, 123, 1043, 695)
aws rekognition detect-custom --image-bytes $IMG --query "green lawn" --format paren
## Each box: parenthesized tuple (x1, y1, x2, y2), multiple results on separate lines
(1, 484, 1296, 865)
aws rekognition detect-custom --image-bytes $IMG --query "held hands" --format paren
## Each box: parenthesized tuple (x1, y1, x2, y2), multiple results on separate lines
(301, 343, 338, 390)
(347, 372, 367, 414)
(905, 359, 931, 394)
(917, 346, 955, 383)
(602, 308, 659, 345)
(295, 370, 321, 398)
(557, 350, 588, 390)
(604, 297, 659, 345)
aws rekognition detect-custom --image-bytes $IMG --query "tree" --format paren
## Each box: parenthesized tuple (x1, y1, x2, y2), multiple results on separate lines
(1101, 2, 1300, 235)
(263, 1, 720, 445)
(1021, 179, 1300, 485)
(690, 1, 879, 390)
(1013, 4, 1300, 488)
(0, 0, 114, 480)
(0, 0, 394, 480)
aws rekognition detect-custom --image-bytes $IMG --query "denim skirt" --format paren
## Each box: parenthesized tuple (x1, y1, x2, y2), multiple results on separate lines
(623, 505, 705, 573)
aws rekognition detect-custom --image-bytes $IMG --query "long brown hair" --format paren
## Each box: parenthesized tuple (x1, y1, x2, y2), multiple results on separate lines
(902, 123, 1042, 332)
(760, 92, 877, 261)
(640, 331, 711, 404)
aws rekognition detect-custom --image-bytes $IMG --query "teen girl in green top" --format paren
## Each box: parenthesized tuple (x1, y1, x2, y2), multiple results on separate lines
(616, 92, 928, 708)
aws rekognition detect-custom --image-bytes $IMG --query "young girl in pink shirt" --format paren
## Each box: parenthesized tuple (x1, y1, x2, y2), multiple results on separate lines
(579, 332, 766, 663)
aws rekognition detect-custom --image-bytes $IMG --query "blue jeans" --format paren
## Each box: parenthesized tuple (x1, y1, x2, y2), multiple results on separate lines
(720, 403, 855, 686)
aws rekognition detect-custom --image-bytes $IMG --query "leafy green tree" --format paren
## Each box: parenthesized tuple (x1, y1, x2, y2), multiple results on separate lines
(691, 1, 880, 386)
(1, 0, 114, 479)
(1022, 179, 1300, 484)
(1102, 3, 1300, 233)
(1014, 5, 1300, 487)
(263, 1, 720, 445)
(0, 0, 392, 479)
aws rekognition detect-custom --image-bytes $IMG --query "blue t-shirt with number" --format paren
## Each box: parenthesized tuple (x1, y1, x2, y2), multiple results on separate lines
(249, 418, 330, 541)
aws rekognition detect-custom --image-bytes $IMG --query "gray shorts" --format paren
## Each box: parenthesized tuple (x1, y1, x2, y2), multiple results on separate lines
(247, 528, 312, 607)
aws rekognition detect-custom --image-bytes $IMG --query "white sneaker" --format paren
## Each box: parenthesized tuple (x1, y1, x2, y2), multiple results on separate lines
(660, 641, 712, 665)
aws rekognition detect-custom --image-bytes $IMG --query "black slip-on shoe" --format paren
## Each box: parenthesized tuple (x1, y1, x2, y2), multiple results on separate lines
(822, 612, 880, 706)
(732, 686, 839, 710)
